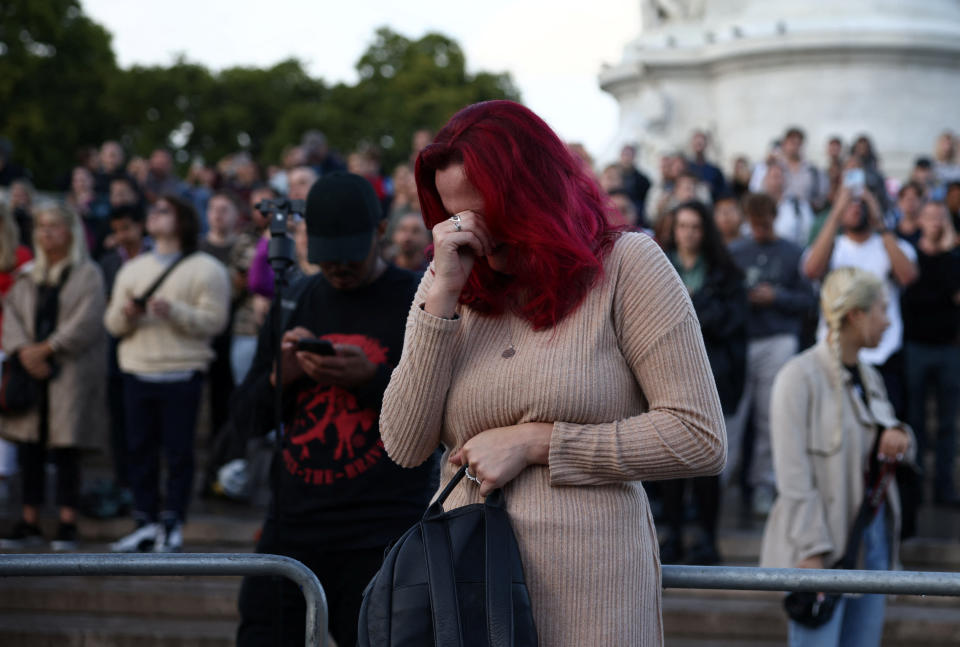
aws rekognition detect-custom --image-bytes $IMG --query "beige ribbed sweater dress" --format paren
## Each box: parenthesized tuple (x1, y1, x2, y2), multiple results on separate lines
(380, 232, 726, 646)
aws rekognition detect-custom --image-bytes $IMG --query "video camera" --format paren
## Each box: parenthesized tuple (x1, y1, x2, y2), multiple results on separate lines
(255, 198, 306, 237)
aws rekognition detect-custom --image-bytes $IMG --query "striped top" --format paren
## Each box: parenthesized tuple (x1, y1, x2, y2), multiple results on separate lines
(380, 232, 726, 646)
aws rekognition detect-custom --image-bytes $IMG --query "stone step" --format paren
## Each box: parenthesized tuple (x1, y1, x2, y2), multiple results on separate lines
(0, 611, 235, 647)
(0, 514, 262, 549)
(662, 589, 960, 646)
(0, 576, 241, 619)
(77, 515, 262, 547)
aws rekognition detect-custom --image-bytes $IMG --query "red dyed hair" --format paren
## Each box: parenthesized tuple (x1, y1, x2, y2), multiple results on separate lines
(415, 100, 621, 330)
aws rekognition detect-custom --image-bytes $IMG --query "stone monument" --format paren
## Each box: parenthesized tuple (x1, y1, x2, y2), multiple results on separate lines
(600, 0, 960, 179)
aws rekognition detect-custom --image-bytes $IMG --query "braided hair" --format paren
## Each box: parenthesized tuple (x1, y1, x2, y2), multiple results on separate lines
(819, 266, 885, 452)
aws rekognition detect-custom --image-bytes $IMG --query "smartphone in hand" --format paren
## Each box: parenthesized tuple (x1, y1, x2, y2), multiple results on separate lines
(295, 338, 336, 356)
(842, 168, 865, 197)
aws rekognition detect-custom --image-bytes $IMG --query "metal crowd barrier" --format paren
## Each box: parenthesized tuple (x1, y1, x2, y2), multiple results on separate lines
(0, 553, 328, 647)
(662, 564, 960, 596)
(1, 556, 958, 646)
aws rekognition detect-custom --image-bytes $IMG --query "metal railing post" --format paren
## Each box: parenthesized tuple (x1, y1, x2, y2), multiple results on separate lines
(0, 553, 328, 647)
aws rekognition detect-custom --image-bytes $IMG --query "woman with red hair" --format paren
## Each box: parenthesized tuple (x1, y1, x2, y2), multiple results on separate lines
(380, 100, 726, 645)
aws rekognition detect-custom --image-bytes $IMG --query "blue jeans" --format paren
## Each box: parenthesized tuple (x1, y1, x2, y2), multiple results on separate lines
(788, 504, 889, 647)
(905, 342, 960, 500)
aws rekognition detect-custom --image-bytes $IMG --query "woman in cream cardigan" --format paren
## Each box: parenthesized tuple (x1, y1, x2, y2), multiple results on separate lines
(761, 266, 914, 646)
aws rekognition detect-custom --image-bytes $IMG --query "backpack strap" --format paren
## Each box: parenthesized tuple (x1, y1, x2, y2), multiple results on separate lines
(422, 518, 465, 646)
(485, 491, 515, 647)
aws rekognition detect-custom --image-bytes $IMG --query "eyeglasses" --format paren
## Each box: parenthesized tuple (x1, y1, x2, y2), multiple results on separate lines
(148, 204, 173, 215)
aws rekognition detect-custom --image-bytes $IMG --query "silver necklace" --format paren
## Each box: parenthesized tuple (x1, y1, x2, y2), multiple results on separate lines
(502, 314, 516, 359)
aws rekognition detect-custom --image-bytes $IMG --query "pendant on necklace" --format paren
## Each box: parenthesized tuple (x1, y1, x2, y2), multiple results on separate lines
(502, 345, 516, 359)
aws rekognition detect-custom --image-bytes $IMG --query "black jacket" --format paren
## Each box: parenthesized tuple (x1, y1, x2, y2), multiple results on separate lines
(690, 264, 748, 415)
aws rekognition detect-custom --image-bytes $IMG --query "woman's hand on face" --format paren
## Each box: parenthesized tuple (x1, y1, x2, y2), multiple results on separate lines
(424, 210, 495, 317)
(449, 422, 552, 497)
(878, 427, 910, 463)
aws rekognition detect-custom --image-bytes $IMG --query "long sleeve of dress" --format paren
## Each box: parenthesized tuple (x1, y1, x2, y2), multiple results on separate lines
(548, 236, 727, 486)
(380, 268, 460, 468)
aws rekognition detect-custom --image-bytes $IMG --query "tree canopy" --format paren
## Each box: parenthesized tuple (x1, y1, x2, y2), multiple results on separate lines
(0, 2, 520, 188)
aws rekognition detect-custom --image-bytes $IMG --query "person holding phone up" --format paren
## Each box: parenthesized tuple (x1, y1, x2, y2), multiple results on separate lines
(379, 101, 727, 646)
(233, 172, 437, 647)
(804, 179, 922, 537)
(803, 183, 919, 409)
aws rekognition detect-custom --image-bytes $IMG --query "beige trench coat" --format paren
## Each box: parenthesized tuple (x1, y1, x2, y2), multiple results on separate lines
(0, 259, 108, 449)
(760, 341, 915, 571)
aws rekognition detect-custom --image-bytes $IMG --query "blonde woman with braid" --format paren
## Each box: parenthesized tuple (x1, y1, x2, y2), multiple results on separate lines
(761, 266, 913, 647)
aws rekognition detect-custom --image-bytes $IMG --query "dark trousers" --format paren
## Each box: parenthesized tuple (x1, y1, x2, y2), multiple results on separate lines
(906, 342, 960, 500)
(237, 522, 386, 647)
(123, 373, 203, 522)
(208, 330, 234, 438)
(19, 445, 79, 508)
(876, 350, 918, 538)
(662, 475, 720, 544)
(19, 382, 80, 508)
(107, 336, 128, 486)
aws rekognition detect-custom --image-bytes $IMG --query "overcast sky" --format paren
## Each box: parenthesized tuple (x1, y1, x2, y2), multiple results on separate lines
(82, 0, 641, 165)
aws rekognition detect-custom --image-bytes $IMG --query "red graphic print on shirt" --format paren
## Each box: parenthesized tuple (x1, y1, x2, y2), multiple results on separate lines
(283, 334, 390, 486)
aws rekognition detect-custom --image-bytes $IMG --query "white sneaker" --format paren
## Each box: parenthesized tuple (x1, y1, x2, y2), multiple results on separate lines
(154, 522, 183, 553)
(110, 522, 161, 553)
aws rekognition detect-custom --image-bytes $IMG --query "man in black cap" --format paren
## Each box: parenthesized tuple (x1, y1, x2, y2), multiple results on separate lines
(235, 172, 437, 647)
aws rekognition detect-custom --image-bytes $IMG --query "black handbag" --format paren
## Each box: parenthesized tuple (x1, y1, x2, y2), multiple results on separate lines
(784, 458, 896, 628)
(0, 352, 39, 414)
(358, 465, 538, 647)
(0, 265, 72, 415)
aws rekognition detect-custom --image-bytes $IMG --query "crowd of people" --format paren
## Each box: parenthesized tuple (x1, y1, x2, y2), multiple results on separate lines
(626, 126, 960, 560)
(0, 112, 957, 645)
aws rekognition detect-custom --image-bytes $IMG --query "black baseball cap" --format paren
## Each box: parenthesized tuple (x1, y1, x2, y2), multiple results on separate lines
(305, 172, 382, 264)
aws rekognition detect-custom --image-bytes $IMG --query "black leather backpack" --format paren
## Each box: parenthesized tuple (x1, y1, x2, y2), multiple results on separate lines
(357, 465, 538, 647)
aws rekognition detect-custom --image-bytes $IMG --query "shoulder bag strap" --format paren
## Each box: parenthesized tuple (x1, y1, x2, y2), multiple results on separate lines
(484, 490, 514, 647)
(834, 427, 892, 570)
(135, 253, 191, 305)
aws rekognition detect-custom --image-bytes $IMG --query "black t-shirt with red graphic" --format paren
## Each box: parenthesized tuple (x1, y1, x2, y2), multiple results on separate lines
(240, 265, 438, 549)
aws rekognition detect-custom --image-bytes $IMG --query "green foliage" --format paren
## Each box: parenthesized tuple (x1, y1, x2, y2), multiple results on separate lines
(0, 5, 519, 189)
(262, 27, 520, 171)
(0, 0, 117, 187)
